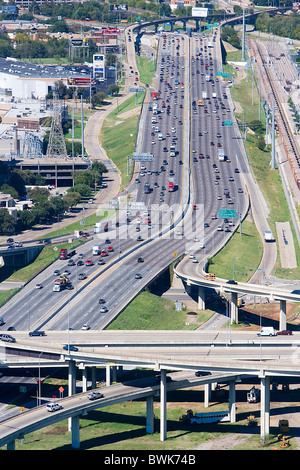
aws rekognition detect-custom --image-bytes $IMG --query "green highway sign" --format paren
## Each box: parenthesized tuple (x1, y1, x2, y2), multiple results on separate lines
(218, 209, 236, 218)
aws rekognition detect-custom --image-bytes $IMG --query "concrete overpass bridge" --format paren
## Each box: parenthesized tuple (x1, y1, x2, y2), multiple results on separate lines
(0, 330, 300, 449)
(174, 261, 300, 332)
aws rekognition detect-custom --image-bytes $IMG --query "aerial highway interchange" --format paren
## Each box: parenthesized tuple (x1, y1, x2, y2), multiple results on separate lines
(0, 28, 248, 333)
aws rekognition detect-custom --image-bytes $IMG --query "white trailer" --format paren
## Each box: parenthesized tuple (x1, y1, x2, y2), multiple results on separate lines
(92, 244, 101, 255)
(218, 148, 225, 161)
(202, 90, 207, 99)
(264, 230, 274, 242)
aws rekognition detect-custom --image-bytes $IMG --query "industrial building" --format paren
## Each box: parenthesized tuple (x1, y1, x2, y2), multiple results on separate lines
(0, 57, 89, 100)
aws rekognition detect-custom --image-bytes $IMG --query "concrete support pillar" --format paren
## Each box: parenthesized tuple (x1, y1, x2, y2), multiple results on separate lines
(160, 370, 167, 442)
(146, 395, 154, 434)
(279, 300, 287, 332)
(112, 366, 117, 383)
(91, 366, 96, 389)
(229, 381, 236, 423)
(198, 286, 206, 310)
(71, 414, 80, 449)
(260, 376, 270, 441)
(7, 440, 15, 450)
(230, 292, 238, 324)
(68, 360, 76, 396)
(68, 360, 76, 432)
(82, 368, 88, 393)
(204, 383, 211, 408)
(106, 364, 111, 387)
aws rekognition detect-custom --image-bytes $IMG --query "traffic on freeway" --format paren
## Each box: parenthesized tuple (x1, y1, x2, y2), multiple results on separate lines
(0, 29, 248, 334)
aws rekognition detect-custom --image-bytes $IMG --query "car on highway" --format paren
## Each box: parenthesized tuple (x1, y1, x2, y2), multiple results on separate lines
(100, 306, 108, 313)
(195, 371, 211, 377)
(29, 330, 46, 337)
(226, 280, 237, 285)
(135, 273, 142, 279)
(68, 259, 76, 266)
(86, 259, 93, 266)
(107, 246, 114, 252)
(276, 330, 293, 336)
(53, 270, 60, 276)
(87, 391, 104, 400)
(0, 334, 15, 343)
(98, 259, 105, 265)
(137, 257, 144, 263)
(63, 344, 78, 352)
(46, 402, 63, 412)
(81, 324, 90, 330)
(35, 283, 43, 289)
(6, 238, 14, 244)
(137, 236, 143, 242)
(77, 260, 84, 266)
(78, 273, 86, 280)
(98, 298, 106, 304)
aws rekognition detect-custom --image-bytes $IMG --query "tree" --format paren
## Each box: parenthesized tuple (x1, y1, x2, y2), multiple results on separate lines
(26, 187, 50, 203)
(0, 208, 16, 235)
(0, 184, 19, 200)
(63, 191, 81, 210)
(91, 92, 107, 108)
(50, 196, 68, 216)
(257, 135, 265, 151)
(108, 84, 119, 96)
(67, 184, 91, 198)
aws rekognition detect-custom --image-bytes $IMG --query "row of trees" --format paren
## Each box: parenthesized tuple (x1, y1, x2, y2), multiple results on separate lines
(255, 12, 300, 40)
(0, 161, 107, 235)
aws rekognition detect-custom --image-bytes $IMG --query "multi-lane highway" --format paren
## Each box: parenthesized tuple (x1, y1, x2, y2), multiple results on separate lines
(0, 28, 248, 333)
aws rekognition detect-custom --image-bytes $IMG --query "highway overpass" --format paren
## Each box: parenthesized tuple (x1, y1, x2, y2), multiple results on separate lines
(1, 330, 300, 449)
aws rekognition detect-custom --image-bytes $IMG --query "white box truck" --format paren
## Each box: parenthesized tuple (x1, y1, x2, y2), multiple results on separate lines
(202, 90, 207, 99)
(257, 327, 276, 336)
(218, 148, 225, 161)
(94, 221, 112, 233)
(92, 244, 101, 255)
(264, 230, 274, 242)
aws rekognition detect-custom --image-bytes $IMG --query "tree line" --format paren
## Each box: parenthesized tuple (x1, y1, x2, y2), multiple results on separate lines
(0, 161, 107, 235)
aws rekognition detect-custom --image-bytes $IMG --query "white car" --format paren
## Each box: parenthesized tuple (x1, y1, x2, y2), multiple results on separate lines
(81, 324, 90, 330)
(46, 402, 63, 412)
(35, 283, 43, 289)
(192, 257, 198, 263)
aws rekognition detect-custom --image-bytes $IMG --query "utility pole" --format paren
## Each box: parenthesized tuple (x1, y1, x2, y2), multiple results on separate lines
(242, 8, 246, 61)
(271, 100, 276, 169)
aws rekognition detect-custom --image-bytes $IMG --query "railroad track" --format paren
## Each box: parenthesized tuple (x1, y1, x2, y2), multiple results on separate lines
(252, 40, 300, 188)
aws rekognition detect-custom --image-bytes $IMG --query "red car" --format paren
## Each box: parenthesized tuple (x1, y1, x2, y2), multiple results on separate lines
(101, 250, 107, 257)
(107, 246, 114, 252)
(276, 330, 293, 336)
(193, 205, 197, 210)
(144, 218, 151, 224)
(198, 154, 204, 159)
(86, 259, 93, 266)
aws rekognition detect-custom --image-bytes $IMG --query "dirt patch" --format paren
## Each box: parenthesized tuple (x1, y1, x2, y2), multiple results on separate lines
(240, 302, 300, 330)
(196, 433, 251, 450)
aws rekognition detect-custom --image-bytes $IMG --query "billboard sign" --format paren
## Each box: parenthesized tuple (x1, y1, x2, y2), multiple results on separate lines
(67, 77, 91, 87)
(133, 152, 153, 161)
(93, 54, 105, 79)
(192, 7, 208, 17)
